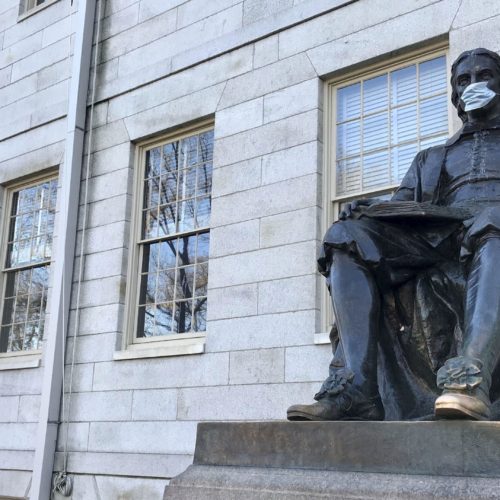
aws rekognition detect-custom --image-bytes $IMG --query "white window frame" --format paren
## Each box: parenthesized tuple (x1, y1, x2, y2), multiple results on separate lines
(118, 120, 214, 360)
(0, 171, 58, 369)
(318, 44, 453, 342)
(18, 0, 59, 21)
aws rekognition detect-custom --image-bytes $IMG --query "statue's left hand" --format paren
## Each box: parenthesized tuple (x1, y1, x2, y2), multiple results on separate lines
(339, 198, 378, 220)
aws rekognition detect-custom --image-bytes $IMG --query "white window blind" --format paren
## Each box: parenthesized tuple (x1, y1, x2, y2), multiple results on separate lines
(335, 55, 448, 199)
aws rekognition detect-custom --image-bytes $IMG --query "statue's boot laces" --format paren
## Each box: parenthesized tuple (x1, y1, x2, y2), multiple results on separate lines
(434, 356, 491, 421)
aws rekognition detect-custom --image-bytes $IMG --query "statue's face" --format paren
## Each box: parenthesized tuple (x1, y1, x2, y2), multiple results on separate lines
(454, 54, 500, 120)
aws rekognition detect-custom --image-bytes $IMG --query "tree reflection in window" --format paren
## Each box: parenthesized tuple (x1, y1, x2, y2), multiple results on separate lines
(137, 130, 213, 336)
(0, 178, 57, 352)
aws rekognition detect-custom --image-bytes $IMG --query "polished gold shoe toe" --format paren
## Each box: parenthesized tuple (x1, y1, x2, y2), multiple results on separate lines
(434, 391, 490, 421)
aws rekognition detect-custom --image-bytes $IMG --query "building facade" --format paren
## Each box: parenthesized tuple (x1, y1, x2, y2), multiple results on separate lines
(0, 0, 497, 498)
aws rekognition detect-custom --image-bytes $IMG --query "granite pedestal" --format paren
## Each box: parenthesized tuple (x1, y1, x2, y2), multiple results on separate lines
(164, 421, 500, 499)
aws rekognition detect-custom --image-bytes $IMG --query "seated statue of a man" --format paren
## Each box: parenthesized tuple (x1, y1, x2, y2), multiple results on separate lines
(288, 48, 500, 422)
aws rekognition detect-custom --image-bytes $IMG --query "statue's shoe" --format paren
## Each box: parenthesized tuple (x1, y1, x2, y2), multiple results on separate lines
(434, 390, 491, 421)
(287, 389, 384, 421)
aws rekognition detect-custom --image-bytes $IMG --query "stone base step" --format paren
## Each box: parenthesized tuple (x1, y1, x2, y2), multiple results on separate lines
(165, 465, 500, 499)
(165, 421, 500, 499)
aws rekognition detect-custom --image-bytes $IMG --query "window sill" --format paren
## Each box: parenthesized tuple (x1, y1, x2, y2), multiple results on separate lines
(18, 0, 59, 22)
(314, 332, 331, 345)
(114, 335, 206, 360)
(0, 351, 41, 370)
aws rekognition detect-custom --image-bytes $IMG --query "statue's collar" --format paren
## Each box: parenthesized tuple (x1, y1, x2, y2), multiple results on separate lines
(445, 117, 500, 147)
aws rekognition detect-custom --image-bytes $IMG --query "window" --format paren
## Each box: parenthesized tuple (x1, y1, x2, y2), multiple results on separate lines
(130, 125, 213, 344)
(319, 49, 450, 336)
(0, 176, 58, 353)
(331, 51, 449, 210)
(27, 0, 46, 8)
(19, 0, 58, 18)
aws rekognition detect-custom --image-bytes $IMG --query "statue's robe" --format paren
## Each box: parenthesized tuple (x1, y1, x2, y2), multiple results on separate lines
(318, 120, 500, 420)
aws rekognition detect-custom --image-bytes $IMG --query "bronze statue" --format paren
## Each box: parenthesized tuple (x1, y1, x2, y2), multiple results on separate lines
(288, 48, 500, 422)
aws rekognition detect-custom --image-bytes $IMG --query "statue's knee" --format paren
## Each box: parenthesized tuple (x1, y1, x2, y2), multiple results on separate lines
(324, 219, 357, 242)
(474, 232, 500, 251)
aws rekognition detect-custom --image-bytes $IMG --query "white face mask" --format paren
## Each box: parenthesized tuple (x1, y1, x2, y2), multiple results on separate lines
(461, 81, 497, 112)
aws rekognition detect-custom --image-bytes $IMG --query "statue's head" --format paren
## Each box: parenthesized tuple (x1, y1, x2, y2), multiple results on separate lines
(451, 48, 500, 123)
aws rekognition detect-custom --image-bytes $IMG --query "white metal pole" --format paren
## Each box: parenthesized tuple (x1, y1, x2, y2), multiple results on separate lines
(30, 1, 96, 498)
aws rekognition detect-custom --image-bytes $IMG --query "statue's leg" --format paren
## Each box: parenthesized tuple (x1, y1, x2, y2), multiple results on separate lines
(287, 249, 384, 421)
(462, 237, 500, 369)
(328, 249, 380, 396)
(435, 236, 500, 420)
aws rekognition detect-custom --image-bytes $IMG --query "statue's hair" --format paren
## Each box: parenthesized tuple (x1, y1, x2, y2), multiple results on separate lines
(451, 48, 500, 122)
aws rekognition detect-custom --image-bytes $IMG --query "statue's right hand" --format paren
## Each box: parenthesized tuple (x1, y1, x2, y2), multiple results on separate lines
(338, 198, 377, 220)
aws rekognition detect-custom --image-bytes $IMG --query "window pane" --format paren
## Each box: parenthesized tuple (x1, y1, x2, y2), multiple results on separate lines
(156, 269, 175, 303)
(158, 240, 177, 270)
(193, 298, 207, 332)
(363, 150, 390, 190)
(17, 269, 31, 296)
(420, 94, 448, 137)
(197, 233, 210, 263)
(178, 168, 196, 201)
(14, 295, 28, 324)
(141, 304, 156, 337)
(23, 323, 40, 350)
(9, 324, 23, 352)
(391, 104, 417, 145)
(28, 295, 42, 322)
(144, 177, 160, 209)
(156, 303, 173, 334)
(145, 148, 162, 178)
(31, 265, 48, 293)
(391, 65, 416, 106)
(144, 243, 160, 274)
(195, 263, 208, 297)
(419, 56, 446, 97)
(174, 301, 192, 333)
(157, 204, 177, 237)
(18, 187, 37, 214)
(2, 298, 14, 328)
(200, 131, 214, 162)
(0, 264, 50, 353)
(143, 209, 159, 239)
(336, 121, 361, 158)
(178, 235, 196, 266)
(195, 197, 211, 228)
(176, 266, 194, 300)
(336, 157, 361, 196)
(197, 163, 213, 196)
(6, 179, 57, 269)
(177, 199, 195, 232)
(337, 83, 361, 122)
(363, 112, 388, 151)
(392, 142, 418, 183)
(180, 136, 198, 168)
(145, 273, 156, 304)
(160, 172, 178, 205)
(363, 75, 387, 115)
(420, 134, 448, 149)
(163, 143, 179, 173)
